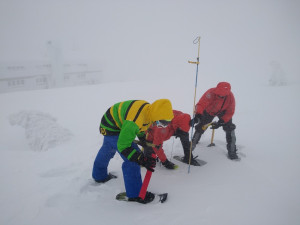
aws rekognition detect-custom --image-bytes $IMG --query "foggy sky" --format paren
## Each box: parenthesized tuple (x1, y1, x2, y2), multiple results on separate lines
(0, 0, 299, 83)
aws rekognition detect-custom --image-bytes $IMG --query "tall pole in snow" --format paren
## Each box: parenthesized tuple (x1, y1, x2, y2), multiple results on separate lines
(188, 36, 201, 174)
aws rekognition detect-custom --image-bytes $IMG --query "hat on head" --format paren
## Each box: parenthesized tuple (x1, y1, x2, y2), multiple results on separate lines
(214, 82, 231, 97)
(150, 99, 174, 122)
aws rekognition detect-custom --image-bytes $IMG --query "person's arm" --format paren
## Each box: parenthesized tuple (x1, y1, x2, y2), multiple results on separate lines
(117, 120, 140, 161)
(195, 89, 213, 114)
(220, 94, 235, 123)
(118, 120, 156, 171)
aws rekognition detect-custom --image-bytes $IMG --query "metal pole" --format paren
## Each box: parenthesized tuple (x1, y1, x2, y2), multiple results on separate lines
(188, 36, 201, 173)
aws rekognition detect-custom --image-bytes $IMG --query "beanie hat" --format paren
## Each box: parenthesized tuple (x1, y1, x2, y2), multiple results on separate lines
(149, 99, 174, 122)
(214, 82, 231, 96)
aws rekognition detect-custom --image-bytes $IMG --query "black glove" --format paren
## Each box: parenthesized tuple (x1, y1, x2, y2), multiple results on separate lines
(137, 153, 156, 172)
(211, 119, 225, 129)
(190, 114, 201, 126)
(137, 135, 147, 148)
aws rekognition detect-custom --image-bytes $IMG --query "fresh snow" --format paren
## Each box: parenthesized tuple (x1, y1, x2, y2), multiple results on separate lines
(1, 1, 300, 224)
(0, 76, 299, 225)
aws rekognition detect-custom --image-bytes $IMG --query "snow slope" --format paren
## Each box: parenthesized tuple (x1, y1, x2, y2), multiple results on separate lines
(0, 75, 299, 225)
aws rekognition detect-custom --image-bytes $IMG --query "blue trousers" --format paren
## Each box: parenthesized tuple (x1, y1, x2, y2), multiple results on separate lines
(92, 135, 142, 198)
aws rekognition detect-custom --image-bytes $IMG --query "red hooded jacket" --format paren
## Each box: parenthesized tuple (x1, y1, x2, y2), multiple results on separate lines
(195, 82, 235, 123)
(145, 110, 191, 162)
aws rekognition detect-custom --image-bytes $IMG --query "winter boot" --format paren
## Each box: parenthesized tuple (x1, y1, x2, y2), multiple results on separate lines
(182, 155, 201, 166)
(226, 130, 238, 160)
(128, 191, 155, 204)
(191, 131, 202, 151)
(94, 173, 117, 183)
(162, 159, 178, 169)
(228, 151, 238, 160)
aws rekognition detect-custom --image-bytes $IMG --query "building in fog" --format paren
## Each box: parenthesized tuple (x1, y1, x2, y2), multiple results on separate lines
(0, 62, 102, 93)
(0, 41, 102, 93)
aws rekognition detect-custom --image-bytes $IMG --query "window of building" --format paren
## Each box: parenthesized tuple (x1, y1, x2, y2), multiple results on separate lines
(36, 77, 47, 86)
(8, 79, 25, 87)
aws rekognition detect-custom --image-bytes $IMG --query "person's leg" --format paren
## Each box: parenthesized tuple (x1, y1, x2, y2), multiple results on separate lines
(191, 111, 214, 150)
(176, 130, 200, 165)
(119, 142, 143, 198)
(222, 119, 238, 159)
(177, 130, 192, 158)
(92, 135, 118, 182)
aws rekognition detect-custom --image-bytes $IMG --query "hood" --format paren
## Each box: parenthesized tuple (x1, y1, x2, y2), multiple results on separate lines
(214, 82, 231, 96)
(149, 99, 174, 122)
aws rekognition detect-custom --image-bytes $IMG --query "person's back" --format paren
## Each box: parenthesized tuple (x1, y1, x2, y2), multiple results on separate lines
(145, 110, 200, 168)
(93, 99, 174, 203)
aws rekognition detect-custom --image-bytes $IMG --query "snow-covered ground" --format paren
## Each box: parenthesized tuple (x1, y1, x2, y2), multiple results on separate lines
(1, 1, 300, 224)
(0, 75, 299, 225)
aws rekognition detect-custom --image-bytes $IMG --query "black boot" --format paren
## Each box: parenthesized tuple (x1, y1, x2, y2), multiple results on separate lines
(162, 159, 178, 169)
(228, 151, 238, 160)
(128, 191, 155, 204)
(182, 155, 201, 166)
(226, 130, 238, 160)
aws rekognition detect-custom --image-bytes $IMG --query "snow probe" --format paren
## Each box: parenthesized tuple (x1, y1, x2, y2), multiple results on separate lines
(188, 36, 201, 173)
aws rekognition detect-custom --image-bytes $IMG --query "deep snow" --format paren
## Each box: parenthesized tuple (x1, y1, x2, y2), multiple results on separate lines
(0, 75, 300, 225)
(1, 0, 300, 224)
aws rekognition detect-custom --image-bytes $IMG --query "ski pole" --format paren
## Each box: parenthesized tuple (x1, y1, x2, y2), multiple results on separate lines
(188, 36, 201, 174)
(139, 153, 156, 200)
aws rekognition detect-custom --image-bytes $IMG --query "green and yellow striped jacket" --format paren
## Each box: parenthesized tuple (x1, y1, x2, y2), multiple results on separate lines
(100, 100, 151, 161)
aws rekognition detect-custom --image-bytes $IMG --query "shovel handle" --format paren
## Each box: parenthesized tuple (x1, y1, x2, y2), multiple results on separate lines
(138, 153, 156, 200)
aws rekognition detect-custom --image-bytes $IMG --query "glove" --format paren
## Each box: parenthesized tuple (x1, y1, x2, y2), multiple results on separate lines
(137, 153, 156, 172)
(137, 135, 147, 148)
(211, 119, 225, 129)
(190, 114, 201, 126)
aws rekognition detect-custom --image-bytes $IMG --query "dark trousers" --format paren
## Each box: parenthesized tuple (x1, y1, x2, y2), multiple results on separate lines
(193, 111, 236, 153)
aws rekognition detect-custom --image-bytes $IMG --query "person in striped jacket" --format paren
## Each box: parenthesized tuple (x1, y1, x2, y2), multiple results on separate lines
(92, 99, 174, 204)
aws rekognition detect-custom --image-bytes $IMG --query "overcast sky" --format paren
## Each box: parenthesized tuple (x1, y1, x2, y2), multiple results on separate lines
(0, 0, 299, 83)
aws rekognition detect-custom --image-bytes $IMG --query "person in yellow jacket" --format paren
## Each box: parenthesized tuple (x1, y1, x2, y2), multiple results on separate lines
(92, 99, 174, 204)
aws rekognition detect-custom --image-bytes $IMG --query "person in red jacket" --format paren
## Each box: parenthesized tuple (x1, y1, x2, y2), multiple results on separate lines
(191, 82, 238, 160)
(143, 110, 200, 168)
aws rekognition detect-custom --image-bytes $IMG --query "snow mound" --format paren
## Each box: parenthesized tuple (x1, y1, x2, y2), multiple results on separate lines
(268, 60, 287, 86)
(9, 110, 73, 151)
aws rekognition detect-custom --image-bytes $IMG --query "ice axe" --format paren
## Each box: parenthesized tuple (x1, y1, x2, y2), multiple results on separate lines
(202, 122, 213, 131)
(133, 140, 161, 149)
(202, 122, 215, 147)
(207, 128, 216, 147)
